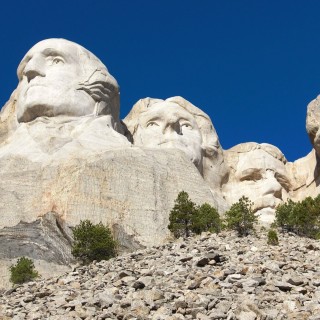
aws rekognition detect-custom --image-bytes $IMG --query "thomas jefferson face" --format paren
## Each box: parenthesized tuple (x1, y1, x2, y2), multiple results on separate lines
(16, 39, 96, 122)
(134, 102, 203, 168)
(223, 149, 290, 223)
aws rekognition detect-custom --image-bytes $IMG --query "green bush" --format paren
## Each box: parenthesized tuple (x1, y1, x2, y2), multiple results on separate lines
(10, 257, 39, 285)
(71, 220, 117, 264)
(224, 196, 257, 236)
(168, 191, 198, 238)
(267, 229, 279, 245)
(192, 203, 222, 235)
(275, 195, 320, 239)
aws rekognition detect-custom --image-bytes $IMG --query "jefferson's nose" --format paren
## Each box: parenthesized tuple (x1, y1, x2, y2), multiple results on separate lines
(23, 55, 45, 82)
(162, 119, 181, 135)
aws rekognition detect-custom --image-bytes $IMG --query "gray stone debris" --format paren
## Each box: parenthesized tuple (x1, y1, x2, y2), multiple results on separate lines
(0, 230, 319, 319)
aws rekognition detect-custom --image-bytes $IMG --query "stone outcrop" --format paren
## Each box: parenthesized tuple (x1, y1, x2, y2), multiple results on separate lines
(286, 150, 320, 200)
(1, 231, 319, 319)
(287, 96, 320, 200)
(306, 95, 320, 156)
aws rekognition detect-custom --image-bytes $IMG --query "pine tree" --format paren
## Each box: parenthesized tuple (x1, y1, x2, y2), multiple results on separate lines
(168, 191, 197, 238)
(10, 257, 39, 285)
(224, 196, 257, 236)
(72, 220, 117, 264)
(192, 203, 221, 234)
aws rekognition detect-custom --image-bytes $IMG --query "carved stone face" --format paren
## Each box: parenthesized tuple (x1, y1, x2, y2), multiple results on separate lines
(223, 148, 290, 223)
(134, 101, 203, 168)
(16, 39, 97, 123)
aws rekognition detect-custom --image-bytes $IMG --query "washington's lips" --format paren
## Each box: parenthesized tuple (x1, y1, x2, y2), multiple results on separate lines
(28, 83, 45, 89)
(24, 84, 46, 95)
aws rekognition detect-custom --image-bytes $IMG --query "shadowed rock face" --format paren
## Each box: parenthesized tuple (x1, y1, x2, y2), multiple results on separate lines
(0, 212, 73, 265)
(223, 143, 291, 225)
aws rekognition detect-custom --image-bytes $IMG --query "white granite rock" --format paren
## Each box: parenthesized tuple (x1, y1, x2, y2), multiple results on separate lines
(306, 95, 320, 157)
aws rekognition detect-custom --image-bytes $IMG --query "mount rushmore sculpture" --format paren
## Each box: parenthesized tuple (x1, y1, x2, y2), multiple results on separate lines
(0, 38, 319, 286)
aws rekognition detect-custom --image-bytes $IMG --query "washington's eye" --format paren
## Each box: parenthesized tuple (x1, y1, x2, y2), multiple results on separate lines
(47, 56, 65, 65)
(146, 121, 159, 128)
(52, 57, 64, 64)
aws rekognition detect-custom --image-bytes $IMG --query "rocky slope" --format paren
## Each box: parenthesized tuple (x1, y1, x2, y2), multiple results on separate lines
(0, 230, 319, 320)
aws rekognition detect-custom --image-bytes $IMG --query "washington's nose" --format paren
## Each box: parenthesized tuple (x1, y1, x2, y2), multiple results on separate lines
(23, 56, 45, 82)
(262, 175, 282, 199)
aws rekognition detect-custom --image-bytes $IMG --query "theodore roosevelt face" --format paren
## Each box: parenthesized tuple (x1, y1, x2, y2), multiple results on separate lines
(134, 101, 203, 168)
(223, 148, 290, 223)
(16, 39, 97, 123)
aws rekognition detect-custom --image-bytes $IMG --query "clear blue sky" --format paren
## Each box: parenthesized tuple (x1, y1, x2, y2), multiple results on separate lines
(1, 0, 320, 161)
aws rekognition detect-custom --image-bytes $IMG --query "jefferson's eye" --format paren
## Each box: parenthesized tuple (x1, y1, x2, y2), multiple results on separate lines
(146, 121, 159, 127)
(181, 122, 192, 129)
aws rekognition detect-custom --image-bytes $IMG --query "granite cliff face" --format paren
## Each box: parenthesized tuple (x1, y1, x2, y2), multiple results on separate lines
(0, 146, 222, 287)
(0, 38, 319, 288)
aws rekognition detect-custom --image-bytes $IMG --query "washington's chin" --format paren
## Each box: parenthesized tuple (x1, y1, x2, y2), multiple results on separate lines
(17, 103, 56, 123)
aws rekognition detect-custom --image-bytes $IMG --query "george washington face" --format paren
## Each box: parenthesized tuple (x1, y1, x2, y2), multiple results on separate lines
(16, 39, 97, 123)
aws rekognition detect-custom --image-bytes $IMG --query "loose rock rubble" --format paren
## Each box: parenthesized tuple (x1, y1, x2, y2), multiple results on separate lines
(0, 231, 319, 319)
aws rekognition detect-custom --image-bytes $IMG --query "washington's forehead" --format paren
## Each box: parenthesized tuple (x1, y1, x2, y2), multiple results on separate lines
(25, 39, 80, 57)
